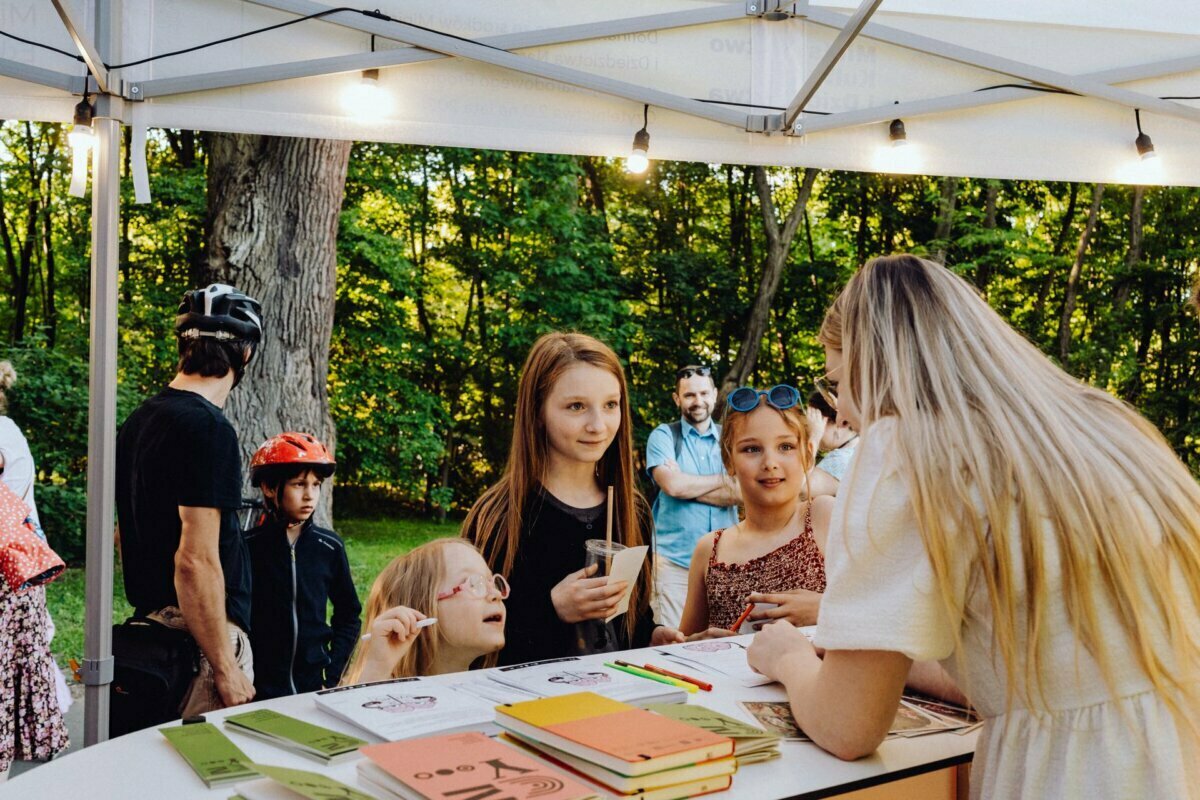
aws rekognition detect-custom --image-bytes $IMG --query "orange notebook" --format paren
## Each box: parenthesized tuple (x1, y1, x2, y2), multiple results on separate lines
(358, 731, 601, 800)
(495, 692, 734, 777)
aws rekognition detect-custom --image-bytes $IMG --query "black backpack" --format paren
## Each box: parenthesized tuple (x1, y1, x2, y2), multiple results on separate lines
(647, 421, 685, 507)
(109, 617, 200, 737)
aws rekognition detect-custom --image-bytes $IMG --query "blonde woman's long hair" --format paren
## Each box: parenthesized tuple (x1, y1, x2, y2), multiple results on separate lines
(341, 538, 477, 684)
(462, 332, 652, 647)
(821, 254, 1200, 717)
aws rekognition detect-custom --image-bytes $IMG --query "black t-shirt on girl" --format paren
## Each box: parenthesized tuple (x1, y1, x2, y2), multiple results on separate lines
(470, 487, 658, 666)
(115, 387, 251, 632)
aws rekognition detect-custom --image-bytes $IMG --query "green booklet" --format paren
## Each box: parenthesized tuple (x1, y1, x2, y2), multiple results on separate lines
(160, 722, 258, 787)
(224, 709, 367, 764)
(646, 703, 781, 762)
(234, 764, 377, 800)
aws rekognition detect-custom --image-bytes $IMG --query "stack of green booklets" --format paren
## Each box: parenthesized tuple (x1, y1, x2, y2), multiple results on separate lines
(224, 709, 367, 764)
(160, 723, 259, 788)
(645, 703, 781, 765)
(230, 764, 377, 800)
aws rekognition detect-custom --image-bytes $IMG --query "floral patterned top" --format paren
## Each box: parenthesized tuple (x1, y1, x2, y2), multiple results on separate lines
(705, 503, 826, 630)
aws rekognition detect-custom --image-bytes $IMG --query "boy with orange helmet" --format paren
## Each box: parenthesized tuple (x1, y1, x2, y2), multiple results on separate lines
(244, 432, 361, 698)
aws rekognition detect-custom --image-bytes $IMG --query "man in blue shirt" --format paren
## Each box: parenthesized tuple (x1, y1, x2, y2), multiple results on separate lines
(646, 366, 741, 628)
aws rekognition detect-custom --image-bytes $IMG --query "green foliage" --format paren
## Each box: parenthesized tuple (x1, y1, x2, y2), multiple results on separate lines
(3, 122, 1200, 547)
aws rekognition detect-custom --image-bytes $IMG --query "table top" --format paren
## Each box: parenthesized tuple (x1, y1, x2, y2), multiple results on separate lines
(4, 641, 976, 800)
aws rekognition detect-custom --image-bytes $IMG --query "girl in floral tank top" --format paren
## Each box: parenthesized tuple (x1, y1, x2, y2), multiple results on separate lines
(679, 385, 833, 637)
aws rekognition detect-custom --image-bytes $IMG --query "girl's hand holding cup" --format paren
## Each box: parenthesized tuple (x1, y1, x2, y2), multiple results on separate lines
(551, 564, 628, 623)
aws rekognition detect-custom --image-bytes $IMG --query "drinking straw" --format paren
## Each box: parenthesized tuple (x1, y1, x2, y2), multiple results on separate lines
(605, 485, 615, 573)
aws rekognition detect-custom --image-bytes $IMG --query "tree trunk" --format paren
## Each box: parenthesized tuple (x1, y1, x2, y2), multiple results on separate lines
(1114, 185, 1145, 315)
(1031, 182, 1080, 336)
(720, 167, 818, 397)
(1057, 183, 1105, 365)
(203, 134, 351, 525)
(932, 176, 959, 264)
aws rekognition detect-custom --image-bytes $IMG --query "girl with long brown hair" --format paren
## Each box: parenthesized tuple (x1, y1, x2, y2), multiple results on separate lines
(748, 255, 1200, 798)
(463, 332, 685, 665)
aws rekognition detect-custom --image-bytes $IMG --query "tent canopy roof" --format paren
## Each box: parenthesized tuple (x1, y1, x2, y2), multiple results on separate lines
(8, 1, 1200, 183)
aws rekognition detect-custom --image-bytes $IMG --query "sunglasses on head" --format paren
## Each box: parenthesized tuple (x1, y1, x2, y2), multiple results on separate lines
(726, 384, 801, 413)
(676, 365, 711, 380)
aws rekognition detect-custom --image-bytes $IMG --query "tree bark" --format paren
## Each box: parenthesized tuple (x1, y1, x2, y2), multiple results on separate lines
(720, 167, 818, 397)
(932, 176, 959, 264)
(203, 134, 351, 524)
(1031, 182, 1080, 336)
(1057, 183, 1105, 364)
(1114, 185, 1145, 315)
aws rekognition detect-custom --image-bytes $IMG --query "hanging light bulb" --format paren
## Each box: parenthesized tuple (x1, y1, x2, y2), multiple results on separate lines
(67, 96, 94, 198)
(889, 117, 908, 147)
(341, 69, 393, 120)
(874, 116, 920, 174)
(1133, 109, 1158, 161)
(626, 105, 651, 174)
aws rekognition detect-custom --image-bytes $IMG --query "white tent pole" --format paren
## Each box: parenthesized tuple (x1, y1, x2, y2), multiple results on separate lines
(781, 0, 882, 131)
(798, 53, 1200, 135)
(135, 4, 745, 99)
(798, 5, 1200, 127)
(81, 0, 121, 747)
(245, 0, 752, 129)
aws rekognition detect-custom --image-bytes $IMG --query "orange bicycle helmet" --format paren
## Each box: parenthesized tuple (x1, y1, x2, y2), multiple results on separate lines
(250, 432, 336, 485)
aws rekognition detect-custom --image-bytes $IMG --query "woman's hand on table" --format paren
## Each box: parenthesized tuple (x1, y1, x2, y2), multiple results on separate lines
(650, 625, 686, 646)
(747, 620, 820, 681)
(747, 589, 822, 627)
(684, 626, 736, 641)
(551, 564, 629, 623)
(359, 605, 426, 680)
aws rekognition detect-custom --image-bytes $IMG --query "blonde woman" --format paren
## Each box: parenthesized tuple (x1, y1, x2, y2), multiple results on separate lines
(748, 255, 1200, 798)
(342, 539, 507, 684)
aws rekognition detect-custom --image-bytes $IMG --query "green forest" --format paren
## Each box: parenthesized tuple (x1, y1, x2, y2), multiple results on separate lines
(2, 121, 1198, 564)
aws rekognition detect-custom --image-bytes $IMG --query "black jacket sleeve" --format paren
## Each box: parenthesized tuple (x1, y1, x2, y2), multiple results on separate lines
(325, 541, 362, 687)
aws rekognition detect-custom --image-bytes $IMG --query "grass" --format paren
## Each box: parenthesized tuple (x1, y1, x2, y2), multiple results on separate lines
(44, 516, 460, 671)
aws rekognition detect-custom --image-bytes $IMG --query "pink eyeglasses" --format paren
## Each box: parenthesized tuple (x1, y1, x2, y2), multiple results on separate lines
(436, 573, 510, 601)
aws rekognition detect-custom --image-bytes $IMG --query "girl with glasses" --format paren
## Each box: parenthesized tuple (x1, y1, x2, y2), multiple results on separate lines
(749, 254, 1200, 798)
(463, 332, 686, 666)
(679, 385, 832, 637)
(342, 539, 508, 683)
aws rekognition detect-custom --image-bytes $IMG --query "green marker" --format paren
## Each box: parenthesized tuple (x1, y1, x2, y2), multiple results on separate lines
(605, 661, 698, 693)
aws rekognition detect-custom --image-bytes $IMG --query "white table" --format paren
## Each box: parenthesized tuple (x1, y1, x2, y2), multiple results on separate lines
(4, 642, 976, 799)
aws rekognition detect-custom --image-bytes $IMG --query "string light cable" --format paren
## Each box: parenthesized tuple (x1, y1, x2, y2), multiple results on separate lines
(1, 9, 1197, 110)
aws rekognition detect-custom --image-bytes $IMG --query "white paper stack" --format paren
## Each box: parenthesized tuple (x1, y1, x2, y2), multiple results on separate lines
(314, 676, 497, 741)
(488, 657, 687, 705)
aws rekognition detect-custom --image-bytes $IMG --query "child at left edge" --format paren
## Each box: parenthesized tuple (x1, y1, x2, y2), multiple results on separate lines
(245, 432, 362, 699)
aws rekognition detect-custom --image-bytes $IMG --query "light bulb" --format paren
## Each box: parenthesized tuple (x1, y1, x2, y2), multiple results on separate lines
(341, 69, 393, 120)
(889, 118, 907, 148)
(68, 123, 94, 151)
(626, 127, 650, 174)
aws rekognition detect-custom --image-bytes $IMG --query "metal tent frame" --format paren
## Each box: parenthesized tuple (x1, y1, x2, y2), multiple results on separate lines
(11, 0, 1200, 745)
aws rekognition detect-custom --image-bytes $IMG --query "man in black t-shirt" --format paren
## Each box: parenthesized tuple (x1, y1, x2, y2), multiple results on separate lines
(115, 284, 263, 716)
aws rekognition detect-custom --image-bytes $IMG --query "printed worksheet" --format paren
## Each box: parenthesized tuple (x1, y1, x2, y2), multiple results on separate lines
(488, 657, 686, 704)
(315, 677, 495, 741)
(654, 634, 778, 687)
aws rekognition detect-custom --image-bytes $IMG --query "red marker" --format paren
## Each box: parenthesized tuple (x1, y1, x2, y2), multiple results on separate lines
(641, 663, 713, 692)
(730, 602, 756, 632)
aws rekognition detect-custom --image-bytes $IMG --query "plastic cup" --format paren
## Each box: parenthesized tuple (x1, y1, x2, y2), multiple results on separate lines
(584, 538, 626, 579)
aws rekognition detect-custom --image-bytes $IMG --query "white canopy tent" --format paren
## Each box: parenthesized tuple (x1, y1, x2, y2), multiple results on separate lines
(4, 0, 1200, 745)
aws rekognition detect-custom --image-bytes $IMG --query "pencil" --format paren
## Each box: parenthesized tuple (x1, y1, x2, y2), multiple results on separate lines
(730, 602, 756, 632)
(641, 663, 713, 692)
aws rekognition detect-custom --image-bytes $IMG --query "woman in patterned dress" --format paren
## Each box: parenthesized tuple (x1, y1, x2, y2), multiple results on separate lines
(0, 361, 68, 779)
